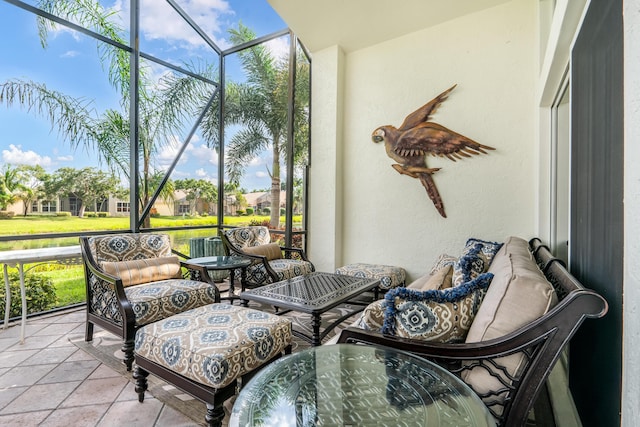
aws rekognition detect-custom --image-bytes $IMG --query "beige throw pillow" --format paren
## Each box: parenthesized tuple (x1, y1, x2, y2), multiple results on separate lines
(102, 256, 182, 287)
(407, 265, 453, 291)
(243, 243, 282, 260)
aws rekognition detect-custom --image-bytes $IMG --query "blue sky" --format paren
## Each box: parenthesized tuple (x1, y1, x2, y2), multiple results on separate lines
(0, 0, 288, 192)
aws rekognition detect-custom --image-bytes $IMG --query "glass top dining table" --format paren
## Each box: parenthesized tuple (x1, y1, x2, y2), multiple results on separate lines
(229, 343, 496, 427)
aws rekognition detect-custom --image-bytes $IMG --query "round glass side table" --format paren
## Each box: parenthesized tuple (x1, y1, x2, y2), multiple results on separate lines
(185, 255, 252, 299)
(230, 343, 496, 427)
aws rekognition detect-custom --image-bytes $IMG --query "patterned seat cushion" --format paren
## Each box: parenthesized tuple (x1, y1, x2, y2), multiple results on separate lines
(335, 263, 406, 290)
(135, 304, 292, 389)
(246, 259, 315, 285)
(125, 279, 218, 326)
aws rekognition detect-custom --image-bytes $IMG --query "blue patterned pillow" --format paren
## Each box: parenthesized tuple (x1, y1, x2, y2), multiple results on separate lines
(452, 242, 489, 286)
(465, 238, 503, 265)
(382, 273, 493, 343)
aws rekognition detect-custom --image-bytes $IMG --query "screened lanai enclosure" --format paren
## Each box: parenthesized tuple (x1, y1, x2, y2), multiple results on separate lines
(0, 0, 311, 317)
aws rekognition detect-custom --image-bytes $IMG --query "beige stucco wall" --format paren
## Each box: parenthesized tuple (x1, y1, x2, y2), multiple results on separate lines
(309, 0, 537, 280)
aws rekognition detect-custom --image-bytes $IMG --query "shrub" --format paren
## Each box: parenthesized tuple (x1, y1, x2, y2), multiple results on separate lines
(0, 271, 58, 319)
(85, 212, 97, 218)
(262, 207, 271, 215)
(249, 218, 270, 227)
(201, 212, 208, 217)
(236, 209, 245, 216)
(0, 211, 15, 219)
(97, 212, 108, 217)
(245, 207, 254, 215)
(56, 211, 72, 217)
(280, 208, 286, 216)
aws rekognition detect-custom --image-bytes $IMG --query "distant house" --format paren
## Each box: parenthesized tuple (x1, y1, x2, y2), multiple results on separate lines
(7, 190, 255, 217)
(244, 191, 286, 214)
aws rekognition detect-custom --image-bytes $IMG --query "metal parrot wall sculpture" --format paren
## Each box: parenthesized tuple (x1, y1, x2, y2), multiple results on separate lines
(372, 85, 494, 218)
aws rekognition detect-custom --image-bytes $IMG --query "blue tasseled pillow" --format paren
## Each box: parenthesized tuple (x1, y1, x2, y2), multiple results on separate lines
(382, 272, 494, 343)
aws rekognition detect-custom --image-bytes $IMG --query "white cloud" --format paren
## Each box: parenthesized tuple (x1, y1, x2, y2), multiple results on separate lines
(155, 138, 187, 171)
(2, 144, 52, 167)
(195, 168, 207, 177)
(117, 0, 233, 51)
(265, 37, 290, 62)
(56, 155, 74, 162)
(190, 143, 218, 166)
(255, 171, 268, 178)
(61, 50, 80, 58)
(249, 156, 265, 166)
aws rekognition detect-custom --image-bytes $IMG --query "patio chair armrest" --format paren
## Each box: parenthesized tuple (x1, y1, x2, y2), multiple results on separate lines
(280, 246, 311, 262)
(337, 325, 563, 362)
(80, 244, 135, 325)
(180, 261, 218, 286)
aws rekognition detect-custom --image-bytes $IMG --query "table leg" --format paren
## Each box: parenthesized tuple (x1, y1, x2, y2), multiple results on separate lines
(240, 268, 249, 307)
(228, 268, 236, 297)
(240, 267, 248, 293)
(311, 314, 322, 346)
(3, 264, 10, 330)
(19, 263, 26, 344)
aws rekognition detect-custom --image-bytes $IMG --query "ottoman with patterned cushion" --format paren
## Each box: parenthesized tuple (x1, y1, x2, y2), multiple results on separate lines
(133, 304, 292, 427)
(336, 263, 406, 297)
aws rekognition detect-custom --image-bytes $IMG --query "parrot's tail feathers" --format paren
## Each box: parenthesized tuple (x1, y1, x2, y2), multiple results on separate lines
(418, 173, 446, 218)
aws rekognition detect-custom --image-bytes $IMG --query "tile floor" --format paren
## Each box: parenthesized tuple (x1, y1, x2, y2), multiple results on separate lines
(0, 308, 201, 426)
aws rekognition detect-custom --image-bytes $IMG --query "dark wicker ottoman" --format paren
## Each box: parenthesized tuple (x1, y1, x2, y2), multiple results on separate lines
(133, 304, 292, 427)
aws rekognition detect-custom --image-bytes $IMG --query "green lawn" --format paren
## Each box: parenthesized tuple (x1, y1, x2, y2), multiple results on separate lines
(0, 214, 264, 235)
(0, 214, 302, 314)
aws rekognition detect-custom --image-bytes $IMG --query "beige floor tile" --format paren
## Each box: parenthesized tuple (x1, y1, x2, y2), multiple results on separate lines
(0, 385, 28, 410)
(39, 403, 111, 427)
(155, 404, 201, 427)
(88, 363, 122, 380)
(0, 336, 20, 352)
(51, 311, 86, 324)
(10, 334, 60, 351)
(61, 376, 129, 407)
(0, 381, 79, 413)
(97, 398, 163, 427)
(0, 349, 38, 368)
(67, 347, 101, 362)
(38, 359, 100, 384)
(19, 346, 77, 366)
(0, 363, 57, 388)
(47, 334, 82, 348)
(33, 321, 82, 336)
(116, 380, 140, 402)
(0, 409, 51, 426)
(0, 323, 48, 340)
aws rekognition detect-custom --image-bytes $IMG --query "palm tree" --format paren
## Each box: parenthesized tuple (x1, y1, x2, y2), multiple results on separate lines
(0, 164, 22, 211)
(0, 0, 200, 227)
(222, 24, 310, 228)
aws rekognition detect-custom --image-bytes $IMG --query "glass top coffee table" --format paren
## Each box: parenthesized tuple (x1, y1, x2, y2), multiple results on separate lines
(184, 256, 252, 299)
(240, 272, 379, 346)
(229, 343, 496, 427)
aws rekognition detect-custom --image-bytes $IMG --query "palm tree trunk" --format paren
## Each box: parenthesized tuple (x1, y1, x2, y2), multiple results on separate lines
(270, 144, 281, 228)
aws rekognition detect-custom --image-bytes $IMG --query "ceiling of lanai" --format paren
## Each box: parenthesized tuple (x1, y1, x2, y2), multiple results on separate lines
(268, 0, 511, 53)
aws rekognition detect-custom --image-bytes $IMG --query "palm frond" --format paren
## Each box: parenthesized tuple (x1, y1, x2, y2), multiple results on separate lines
(0, 79, 97, 150)
(37, 0, 134, 98)
(225, 126, 269, 184)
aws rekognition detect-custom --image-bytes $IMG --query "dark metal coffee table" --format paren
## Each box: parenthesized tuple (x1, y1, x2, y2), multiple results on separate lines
(240, 272, 379, 346)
